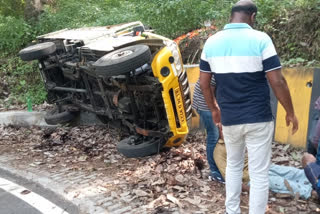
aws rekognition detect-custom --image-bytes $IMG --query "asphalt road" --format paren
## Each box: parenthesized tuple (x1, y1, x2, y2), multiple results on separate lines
(0, 188, 42, 214)
(0, 168, 79, 214)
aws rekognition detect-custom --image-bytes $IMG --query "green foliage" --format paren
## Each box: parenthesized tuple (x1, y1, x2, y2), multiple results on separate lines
(132, 0, 234, 38)
(0, 15, 35, 51)
(296, 0, 320, 9)
(261, 1, 320, 62)
(0, 54, 47, 105)
(0, 0, 24, 17)
(0, 0, 320, 106)
(255, 0, 295, 30)
(90, 1, 138, 26)
(35, 0, 137, 33)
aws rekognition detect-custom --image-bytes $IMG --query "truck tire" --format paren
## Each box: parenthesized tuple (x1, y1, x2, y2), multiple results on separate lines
(117, 136, 165, 158)
(93, 45, 151, 76)
(44, 107, 77, 125)
(19, 42, 56, 61)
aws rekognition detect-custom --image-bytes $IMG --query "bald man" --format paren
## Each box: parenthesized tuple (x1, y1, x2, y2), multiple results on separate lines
(199, 1, 298, 213)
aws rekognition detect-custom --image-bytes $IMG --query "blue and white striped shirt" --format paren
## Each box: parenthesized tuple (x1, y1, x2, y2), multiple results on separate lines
(200, 23, 281, 126)
(192, 76, 216, 111)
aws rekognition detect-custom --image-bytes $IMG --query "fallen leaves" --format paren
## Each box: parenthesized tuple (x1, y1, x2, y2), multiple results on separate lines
(147, 195, 166, 209)
(0, 125, 319, 213)
(133, 189, 149, 197)
(20, 190, 31, 195)
(174, 174, 186, 184)
(167, 193, 183, 208)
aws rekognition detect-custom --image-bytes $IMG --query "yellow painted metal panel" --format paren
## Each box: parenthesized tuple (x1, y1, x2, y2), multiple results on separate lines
(186, 66, 201, 129)
(274, 68, 314, 148)
(186, 67, 200, 84)
(151, 47, 189, 147)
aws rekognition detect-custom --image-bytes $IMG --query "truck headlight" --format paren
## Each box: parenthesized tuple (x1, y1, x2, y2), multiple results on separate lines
(164, 40, 183, 76)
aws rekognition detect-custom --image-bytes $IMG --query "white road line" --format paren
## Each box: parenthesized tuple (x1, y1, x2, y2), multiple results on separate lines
(0, 177, 69, 214)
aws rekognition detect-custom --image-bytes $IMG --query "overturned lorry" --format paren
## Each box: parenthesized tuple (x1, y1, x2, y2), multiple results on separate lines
(19, 22, 192, 158)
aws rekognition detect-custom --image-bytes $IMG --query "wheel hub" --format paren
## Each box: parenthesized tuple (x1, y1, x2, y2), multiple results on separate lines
(111, 50, 133, 60)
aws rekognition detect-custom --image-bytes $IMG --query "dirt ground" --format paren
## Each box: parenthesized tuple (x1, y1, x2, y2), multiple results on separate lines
(0, 122, 320, 214)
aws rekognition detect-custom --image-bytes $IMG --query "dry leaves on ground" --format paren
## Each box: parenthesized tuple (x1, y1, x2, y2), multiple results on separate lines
(0, 124, 319, 213)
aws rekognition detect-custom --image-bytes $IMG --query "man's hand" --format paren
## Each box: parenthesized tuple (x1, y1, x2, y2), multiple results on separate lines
(266, 69, 299, 135)
(211, 108, 223, 138)
(211, 108, 221, 124)
(286, 113, 299, 135)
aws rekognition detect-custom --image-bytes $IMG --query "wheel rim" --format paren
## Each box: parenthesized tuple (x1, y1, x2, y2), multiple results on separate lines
(111, 50, 133, 60)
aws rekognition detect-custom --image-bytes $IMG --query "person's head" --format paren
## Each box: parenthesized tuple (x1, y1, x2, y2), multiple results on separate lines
(230, 0, 257, 27)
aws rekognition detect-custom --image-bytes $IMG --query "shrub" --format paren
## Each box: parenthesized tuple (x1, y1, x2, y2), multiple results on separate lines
(132, 0, 234, 38)
(0, 54, 46, 105)
(0, 15, 35, 51)
(35, 0, 138, 34)
(0, 0, 24, 18)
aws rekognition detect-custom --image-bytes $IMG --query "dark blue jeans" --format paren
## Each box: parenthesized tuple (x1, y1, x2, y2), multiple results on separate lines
(315, 110, 320, 164)
(304, 162, 320, 198)
(308, 110, 320, 156)
(197, 109, 220, 173)
(316, 140, 320, 165)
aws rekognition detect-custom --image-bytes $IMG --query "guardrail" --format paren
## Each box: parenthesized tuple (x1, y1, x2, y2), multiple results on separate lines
(185, 64, 320, 148)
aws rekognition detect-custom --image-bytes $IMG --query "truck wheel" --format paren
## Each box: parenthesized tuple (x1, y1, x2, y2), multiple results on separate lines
(19, 42, 56, 61)
(44, 107, 77, 125)
(117, 136, 166, 158)
(93, 45, 151, 76)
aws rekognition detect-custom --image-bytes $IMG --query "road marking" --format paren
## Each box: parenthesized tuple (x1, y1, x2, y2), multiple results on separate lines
(0, 177, 69, 214)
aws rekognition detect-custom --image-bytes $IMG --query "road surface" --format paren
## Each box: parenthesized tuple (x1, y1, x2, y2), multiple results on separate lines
(0, 168, 78, 214)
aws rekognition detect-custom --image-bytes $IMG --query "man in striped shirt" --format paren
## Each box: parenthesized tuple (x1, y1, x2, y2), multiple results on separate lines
(200, 1, 299, 213)
(192, 76, 223, 182)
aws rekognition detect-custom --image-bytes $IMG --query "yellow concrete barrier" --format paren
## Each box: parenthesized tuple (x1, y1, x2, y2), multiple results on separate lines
(274, 68, 315, 148)
(186, 65, 318, 148)
(185, 65, 200, 130)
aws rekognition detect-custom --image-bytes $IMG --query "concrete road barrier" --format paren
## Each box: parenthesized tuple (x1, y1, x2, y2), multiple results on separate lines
(185, 65, 320, 148)
(0, 111, 105, 127)
(0, 111, 52, 127)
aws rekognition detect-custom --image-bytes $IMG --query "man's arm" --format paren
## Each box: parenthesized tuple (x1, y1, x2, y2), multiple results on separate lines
(266, 69, 298, 134)
(210, 85, 218, 107)
(210, 84, 224, 138)
(200, 72, 220, 124)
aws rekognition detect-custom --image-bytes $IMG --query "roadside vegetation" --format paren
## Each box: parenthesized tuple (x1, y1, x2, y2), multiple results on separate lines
(0, 0, 319, 106)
